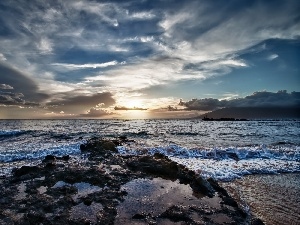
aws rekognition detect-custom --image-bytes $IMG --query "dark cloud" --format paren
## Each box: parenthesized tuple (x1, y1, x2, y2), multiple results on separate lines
(0, 91, 40, 107)
(179, 91, 300, 111)
(49, 92, 115, 107)
(114, 106, 147, 110)
(0, 63, 49, 103)
(179, 98, 220, 111)
(47, 92, 116, 114)
(0, 92, 24, 105)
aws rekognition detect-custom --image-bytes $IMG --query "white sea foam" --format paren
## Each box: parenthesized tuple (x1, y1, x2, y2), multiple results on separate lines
(0, 143, 81, 162)
(117, 145, 300, 181)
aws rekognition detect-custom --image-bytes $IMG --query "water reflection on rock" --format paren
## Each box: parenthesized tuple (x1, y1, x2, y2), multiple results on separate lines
(116, 177, 222, 224)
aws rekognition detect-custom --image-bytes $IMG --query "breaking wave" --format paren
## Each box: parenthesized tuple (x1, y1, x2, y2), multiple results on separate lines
(117, 144, 300, 181)
(0, 143, 81, 163)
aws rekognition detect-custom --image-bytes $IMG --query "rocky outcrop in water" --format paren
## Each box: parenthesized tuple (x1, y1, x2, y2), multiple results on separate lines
(0, 137, 264, 224)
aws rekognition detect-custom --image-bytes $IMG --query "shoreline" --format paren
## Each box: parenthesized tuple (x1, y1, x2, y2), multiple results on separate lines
(0, 137, 264, 224)
(220, 172, 300, 225)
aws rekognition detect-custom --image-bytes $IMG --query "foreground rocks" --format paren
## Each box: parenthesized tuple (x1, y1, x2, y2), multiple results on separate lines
(0, 137, 264, 224)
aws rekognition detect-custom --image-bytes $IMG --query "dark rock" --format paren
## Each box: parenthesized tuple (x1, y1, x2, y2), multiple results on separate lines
(191, 176, 215, 198)
(127, 156, 179, 179)
(57, 155, 70, 161)
(83, 198, 93, 206)
(153, 152, 166, 159)
(251, 217, 265, 225)
(13, 166, 39, 177)
(25, 211, 45, 224)
(132, 213, 147, 219)
(42, 155, 56, 163)
(45, 162, 56, 169)
(80, 138, 117, 156)
(160, 205, 191, 222)
(222, 196, 238, 207)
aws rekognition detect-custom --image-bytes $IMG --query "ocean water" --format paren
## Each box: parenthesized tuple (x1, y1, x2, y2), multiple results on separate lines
(0, 119, 299, 179)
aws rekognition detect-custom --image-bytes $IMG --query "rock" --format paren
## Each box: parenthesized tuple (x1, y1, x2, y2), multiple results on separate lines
(57, 155, 70, 161)
(42, 155, 56, 163)
(127, 156, 179, 179)
(132, 213, 147, 219)
(191, 176, 215, 198)
(25, 211, 45, 224)
(251, 217, 265, 225)
(45, 162, 56, 169)
(13, 166, 39, 177)
(80, 138, 117, 156)
(153, 152, 166, 159)
(127, 155, 216, 197)
(160, 205, 191, 222)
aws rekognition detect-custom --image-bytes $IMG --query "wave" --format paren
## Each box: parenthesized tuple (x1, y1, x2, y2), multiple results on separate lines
(117, 144, 300, 161)
(0, 143, 81, 163)
(0, 130, 33, 138)
(117, 144, 300, 181)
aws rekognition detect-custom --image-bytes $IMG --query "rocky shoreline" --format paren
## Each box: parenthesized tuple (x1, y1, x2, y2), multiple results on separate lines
(0, 137, 264, 224)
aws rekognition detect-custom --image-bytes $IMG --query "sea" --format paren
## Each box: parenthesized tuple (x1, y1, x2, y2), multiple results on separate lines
(0, 119, 299, 224)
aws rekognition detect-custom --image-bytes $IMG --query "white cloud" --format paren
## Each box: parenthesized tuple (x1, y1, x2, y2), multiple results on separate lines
(159, 0, 300, 63)
(130, 11, 156, 20)
(52, 61, 119, 70)
(267, 54, 279, 61)
(37, 37, 53, 54)
(0, 84, 13, 90)
(0, 53, 7, 61)
(71, 1, 122, 27)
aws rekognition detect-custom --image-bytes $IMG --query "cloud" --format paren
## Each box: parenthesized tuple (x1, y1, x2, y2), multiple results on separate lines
(0, 0, 299, 119)
(179, 98, 221, 111)
(0, 62, 49, 103)
(47, 92, 116, 114)
(0, 92, 24, 105)
(81, 107, 114, 117)
(130, 11, 156, 20)
(52, 61, 119, 70)
(179, 90, 300, 111)
(37, 37, 53, 54)
(267, 54, 279, 61)
(0, 84, 13, 89)
(0, 53, 6, 61)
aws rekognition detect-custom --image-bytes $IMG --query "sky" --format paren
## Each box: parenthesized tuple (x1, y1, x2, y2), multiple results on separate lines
(0, 0, 299, 119)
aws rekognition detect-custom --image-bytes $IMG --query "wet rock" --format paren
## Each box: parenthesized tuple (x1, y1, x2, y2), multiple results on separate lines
(80, 138, 117, 156)
(13, 166, 39, 177)
(45, 162, 56, 169)
(57, 155, 70, 161)
(251, 217, 265, 225)
(42, 155, 56, 163)
(127, 156, 179, 179)
(25, 211, 45, 224)
(191, 176, 215, 198)
(153, 152, 166, 159)
(160, 205, 191, 222)
(132, 213, 147, 219)
(127, 155, 215, 197)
